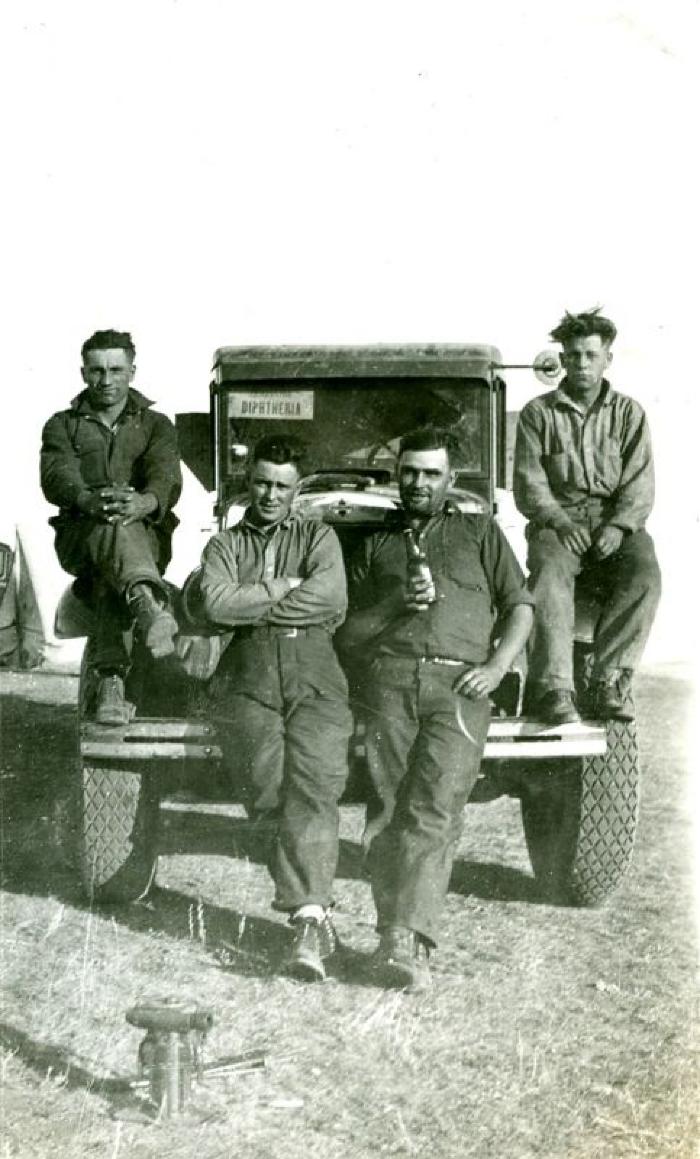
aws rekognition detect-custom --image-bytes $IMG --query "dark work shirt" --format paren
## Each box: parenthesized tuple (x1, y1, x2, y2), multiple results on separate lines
(513, 380, 654, 533)
(200, 511, 347, 631)
(40, 388, 181, 523)
(347, 505, 534, 664)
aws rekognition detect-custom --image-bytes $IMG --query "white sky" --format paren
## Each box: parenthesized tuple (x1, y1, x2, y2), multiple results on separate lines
(1, 0, 697, 662)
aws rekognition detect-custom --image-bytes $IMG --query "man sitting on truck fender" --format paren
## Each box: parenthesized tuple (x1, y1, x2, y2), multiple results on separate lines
(198, 435, 352, 983)
(513, 309, 661, 725)
(40, 329, 181, 725)
(337, 427, 534, 991)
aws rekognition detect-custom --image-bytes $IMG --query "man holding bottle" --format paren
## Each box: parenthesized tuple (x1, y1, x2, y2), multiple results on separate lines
(339, 427, 534, 991)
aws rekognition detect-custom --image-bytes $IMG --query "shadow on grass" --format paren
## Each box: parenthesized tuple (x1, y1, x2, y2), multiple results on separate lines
(159, 805, 541, 903)
(449, 859, 541, 903)
(0, 1019, 146, 1115)
(0, 692, 81, 899)
(121, 885, 374, 985)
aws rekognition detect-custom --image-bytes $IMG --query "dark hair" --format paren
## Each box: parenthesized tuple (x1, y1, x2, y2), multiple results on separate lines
(398, 426, 457, 461)
(549, 308, 617, 347)
(250, 435, 306, 474)
(81, 330, 136, 362)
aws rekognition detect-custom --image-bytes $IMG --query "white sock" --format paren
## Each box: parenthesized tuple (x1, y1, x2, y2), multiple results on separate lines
(292, 904, 326, 923)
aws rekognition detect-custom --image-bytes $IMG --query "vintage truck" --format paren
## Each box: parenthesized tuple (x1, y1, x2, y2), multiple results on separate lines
(59, 345, 640, 910)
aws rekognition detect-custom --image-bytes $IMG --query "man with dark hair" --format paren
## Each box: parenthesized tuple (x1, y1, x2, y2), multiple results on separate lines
(198, 435, 352, 982)
(41, 330, 181, 724)
(339, 427, 534, 990)
(514, 309, 661, 724)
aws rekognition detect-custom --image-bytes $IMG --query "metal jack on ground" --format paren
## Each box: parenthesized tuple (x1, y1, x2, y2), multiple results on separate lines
(126, 1002, 266, 1118)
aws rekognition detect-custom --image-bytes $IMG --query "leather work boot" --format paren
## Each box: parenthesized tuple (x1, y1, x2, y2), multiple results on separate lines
(127, 583, 178, 659)
(535, 690, 581, 726)
(281, 913, 339, 982)
(592, 669, 635, 722)
(371, 926, 432, 992)
(93, 674, 135, 727)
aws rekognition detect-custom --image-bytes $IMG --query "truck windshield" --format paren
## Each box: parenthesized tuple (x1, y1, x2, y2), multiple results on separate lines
(219, 378, 489, 486)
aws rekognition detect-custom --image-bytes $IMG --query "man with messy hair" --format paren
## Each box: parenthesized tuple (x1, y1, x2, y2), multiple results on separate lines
(514, 309, 661, 725)
(41, 329, 181, 725)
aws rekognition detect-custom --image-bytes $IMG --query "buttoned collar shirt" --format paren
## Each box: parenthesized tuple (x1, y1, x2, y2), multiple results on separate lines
(513, 379, 654, 534)
(347, 503, 534, 665)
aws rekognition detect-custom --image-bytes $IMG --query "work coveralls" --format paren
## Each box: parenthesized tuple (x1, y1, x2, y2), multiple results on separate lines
(199, 513, 352, 913)
(513, 380, 661, 694)
(40, 388, 181, 672)
(346, 505, 534, 947)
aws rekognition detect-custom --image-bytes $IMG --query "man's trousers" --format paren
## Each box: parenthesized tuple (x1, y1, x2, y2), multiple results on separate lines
(526, 526, 661, 694)
(362, 656, 491, 947)
(212, 626, 353, 912)
(53, 517, 167, 672)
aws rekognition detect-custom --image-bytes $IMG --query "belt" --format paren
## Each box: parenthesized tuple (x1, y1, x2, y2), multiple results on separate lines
(377, 652, 467, 667)
(236, 624, 325, 640)
(420, 656, 466, 667)
(563, 498, 610, 514)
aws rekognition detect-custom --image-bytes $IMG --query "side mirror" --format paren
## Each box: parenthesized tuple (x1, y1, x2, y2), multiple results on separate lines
(533, 350, 562, 385)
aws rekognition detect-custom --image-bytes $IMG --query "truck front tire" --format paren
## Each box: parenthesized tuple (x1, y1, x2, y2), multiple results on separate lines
(77, 646, 160, 904)
(520, 718, 640, 905)
(79, 762, 159, 903)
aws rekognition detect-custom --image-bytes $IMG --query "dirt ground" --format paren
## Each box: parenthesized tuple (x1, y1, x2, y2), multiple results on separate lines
(0, 663, 696, 1158)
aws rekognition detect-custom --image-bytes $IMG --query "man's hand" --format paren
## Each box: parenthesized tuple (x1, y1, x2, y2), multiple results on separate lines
(453, 661, 506, 700)
(592, 525, 624, 560)
(556, 523, 591, 555)
(405, 573, 436, 611)
(286, 577, 303, 591)
(113, 490, 158, 526)
(76, 488, 115, 520)
(78, 487, 157, 525)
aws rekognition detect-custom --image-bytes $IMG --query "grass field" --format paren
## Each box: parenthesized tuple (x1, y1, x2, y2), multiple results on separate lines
(0, 665, 696, 1158)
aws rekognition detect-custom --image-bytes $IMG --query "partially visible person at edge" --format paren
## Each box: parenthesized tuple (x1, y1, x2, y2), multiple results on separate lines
(513, 308, 661, 726)
(337, 427, 534, 992)
(196, 435, 352, 983)
(40, 330, 182, 725)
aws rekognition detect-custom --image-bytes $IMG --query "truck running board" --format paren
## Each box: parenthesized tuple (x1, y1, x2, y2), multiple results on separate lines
(483, 719, 606, 760)
(80, 720, 222, 762)
(80, 716, 606, 765)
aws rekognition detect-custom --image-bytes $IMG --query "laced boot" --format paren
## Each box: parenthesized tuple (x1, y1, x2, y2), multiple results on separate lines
(93, 673, 135, 727)
(281, 911, 339, 982)
(371, 925, 432, 992)
(592, 669, 635, 722)
(127, 582, 178, 659)
(535, 689, 581, 725)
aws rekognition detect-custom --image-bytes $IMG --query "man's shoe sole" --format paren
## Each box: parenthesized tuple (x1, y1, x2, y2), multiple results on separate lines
(93, 701, 136, 727)
(92, 704, 135, 723)
(371, 954, 431, 992)
(597, 706, 635, 723)
(541, 710, 582, 726)
(281, 952, 326, 983)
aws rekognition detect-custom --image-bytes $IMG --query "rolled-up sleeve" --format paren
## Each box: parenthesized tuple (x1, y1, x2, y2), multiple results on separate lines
(199, 533, 292, 626)
(267, 524, 347, 627)
(482, 520, 536, 615)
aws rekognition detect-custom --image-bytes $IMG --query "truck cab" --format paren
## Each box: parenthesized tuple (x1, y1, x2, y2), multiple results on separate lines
(75, 344, 640, 912)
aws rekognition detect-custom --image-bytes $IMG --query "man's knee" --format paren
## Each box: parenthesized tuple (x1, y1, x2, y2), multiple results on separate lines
(617, 533, 662, 597)
(527, 529, 580, 585)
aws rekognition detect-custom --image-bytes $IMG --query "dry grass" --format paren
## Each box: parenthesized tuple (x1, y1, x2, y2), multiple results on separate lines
(0, 665, 697, 1158)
